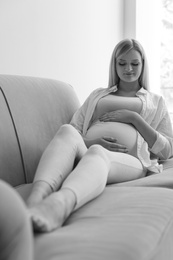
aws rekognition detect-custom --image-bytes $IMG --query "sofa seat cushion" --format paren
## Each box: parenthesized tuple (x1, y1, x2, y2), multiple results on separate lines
(33, 186, 173, 260)
(16, 182, 173, 260)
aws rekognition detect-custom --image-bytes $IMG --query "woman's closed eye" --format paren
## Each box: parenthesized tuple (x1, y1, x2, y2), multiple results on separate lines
(118, 62, 126, 66)
(118, 62, 140, 66)
(131, 63, 140, 66)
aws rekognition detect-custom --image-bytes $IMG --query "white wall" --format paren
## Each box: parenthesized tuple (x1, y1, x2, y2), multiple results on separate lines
(123, 0, 136, 39)
(0, 0, 123, 103)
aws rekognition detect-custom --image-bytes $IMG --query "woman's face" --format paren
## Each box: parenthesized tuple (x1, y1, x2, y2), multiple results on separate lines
(116, 49, 143, 83)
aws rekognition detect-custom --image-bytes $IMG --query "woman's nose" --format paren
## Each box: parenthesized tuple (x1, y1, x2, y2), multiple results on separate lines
(125, 64, 133, 71)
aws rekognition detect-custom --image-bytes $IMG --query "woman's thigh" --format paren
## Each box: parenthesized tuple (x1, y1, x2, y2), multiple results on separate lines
(104, 150, 146, 184)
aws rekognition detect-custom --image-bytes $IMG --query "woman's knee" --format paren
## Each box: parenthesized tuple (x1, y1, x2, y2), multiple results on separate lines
(58, 124, 87, 156)
(88, 145, 110, 163)
(56, 124, 82, 143)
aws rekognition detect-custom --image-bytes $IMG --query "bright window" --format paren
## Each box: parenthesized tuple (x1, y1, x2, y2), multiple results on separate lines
(133, 0, 173, 126)
(160, 0, 173, 125)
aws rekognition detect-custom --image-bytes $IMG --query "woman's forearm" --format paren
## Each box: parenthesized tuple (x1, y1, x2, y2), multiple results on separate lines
(132, 113, 157, 148)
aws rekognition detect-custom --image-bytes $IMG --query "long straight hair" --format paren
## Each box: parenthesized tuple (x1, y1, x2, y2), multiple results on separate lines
(108, 39, 150, 90)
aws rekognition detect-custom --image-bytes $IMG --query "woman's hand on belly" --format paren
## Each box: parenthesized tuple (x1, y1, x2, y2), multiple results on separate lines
(83, 136, 129, 153)
(99, 109, 137, 124)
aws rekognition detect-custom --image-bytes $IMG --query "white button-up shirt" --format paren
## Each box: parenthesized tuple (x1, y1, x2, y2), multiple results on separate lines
(70, 86, 173, 173)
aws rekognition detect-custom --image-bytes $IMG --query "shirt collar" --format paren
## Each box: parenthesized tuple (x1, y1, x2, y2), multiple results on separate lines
(109, 85, 118, 92)
(136, 87, 148, 95)
(109, 85, 148, 96)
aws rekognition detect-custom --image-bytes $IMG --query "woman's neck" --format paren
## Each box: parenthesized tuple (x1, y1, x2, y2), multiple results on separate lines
(116, 81, 141, 97)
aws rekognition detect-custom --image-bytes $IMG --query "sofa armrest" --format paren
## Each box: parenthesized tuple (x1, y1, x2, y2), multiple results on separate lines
(0, 75, 80, 186)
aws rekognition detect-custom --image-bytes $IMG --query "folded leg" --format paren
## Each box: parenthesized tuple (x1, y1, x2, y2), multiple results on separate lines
(27, 124, 87, 206)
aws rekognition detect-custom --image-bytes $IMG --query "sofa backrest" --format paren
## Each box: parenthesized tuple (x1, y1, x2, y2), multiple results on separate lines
(0, 75, 80, 187)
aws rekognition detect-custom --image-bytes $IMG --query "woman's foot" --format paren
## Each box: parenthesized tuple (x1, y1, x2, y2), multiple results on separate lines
(27, 181, 54, 207)
(28, 188, 76, 232)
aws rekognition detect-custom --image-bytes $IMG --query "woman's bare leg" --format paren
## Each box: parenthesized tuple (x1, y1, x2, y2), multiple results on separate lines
(27, 124, 87, 207)
(29, 145, 110, 232)
(0, 181, 33, 260)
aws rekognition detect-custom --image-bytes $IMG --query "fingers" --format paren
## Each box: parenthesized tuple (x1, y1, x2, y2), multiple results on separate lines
(103, 137, 117, 142)
(100, 114, 111, 122)
(109, 146, 129, 153)
(109, 144, 129, 153)
(102, 137, 129, 153)
(99, 111, 118, 121)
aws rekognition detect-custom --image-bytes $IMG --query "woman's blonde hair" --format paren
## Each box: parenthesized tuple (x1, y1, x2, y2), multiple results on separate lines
(108, 39, 149, 90)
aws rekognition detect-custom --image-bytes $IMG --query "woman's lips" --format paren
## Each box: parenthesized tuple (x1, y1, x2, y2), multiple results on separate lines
(124, 73, 134, 75)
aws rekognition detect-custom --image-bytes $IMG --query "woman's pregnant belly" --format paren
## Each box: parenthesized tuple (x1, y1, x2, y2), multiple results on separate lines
(86, 121, 138, 157)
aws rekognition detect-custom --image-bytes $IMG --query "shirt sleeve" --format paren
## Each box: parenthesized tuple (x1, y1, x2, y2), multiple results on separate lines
(150, 97, 173, 159)
(70, 88, 104, 134)
(70, 105, 86, 134)
(70, 90, 95, 134)
(150, 131, 173, 159)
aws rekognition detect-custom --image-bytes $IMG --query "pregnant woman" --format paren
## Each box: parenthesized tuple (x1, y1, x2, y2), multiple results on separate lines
(27, 39, 173, 232)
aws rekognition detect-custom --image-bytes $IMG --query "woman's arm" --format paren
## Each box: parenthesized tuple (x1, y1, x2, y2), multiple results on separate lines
(132, 111, 173, 159)
(131, 112, 157, 148)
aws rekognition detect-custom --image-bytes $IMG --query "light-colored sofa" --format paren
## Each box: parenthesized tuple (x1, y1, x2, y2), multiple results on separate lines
(1, 74, 173, 260)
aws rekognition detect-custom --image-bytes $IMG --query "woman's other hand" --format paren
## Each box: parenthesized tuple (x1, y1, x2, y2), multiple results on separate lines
(99, 109, 137, 124)
(83, 136, 128, 153)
